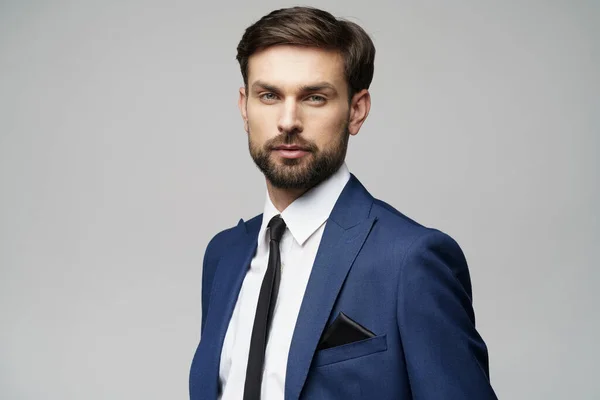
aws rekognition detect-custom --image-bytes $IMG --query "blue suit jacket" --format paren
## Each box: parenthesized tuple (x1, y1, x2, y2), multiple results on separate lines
(190, 175, 497, 399)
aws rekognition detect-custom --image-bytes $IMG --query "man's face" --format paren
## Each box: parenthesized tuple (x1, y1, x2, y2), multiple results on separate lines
(239, 45, 354, 190)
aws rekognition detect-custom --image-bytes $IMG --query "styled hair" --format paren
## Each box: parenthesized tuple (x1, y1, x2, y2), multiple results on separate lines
(236, 6, 375, 100)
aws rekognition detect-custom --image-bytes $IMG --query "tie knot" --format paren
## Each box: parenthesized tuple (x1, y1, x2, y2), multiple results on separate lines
(268, 215, 286, 242)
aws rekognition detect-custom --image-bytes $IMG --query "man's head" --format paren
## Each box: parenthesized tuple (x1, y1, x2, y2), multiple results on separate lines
(236, 7, 375, 190)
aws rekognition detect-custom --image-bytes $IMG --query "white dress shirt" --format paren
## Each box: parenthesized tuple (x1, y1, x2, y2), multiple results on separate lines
(218, 163, 351, 400)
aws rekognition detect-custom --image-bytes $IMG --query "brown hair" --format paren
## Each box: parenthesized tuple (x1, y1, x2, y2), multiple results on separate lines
(236, 6, 375, 101)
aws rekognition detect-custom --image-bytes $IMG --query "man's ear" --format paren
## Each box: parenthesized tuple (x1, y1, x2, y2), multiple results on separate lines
(238, 86, 249, 133)
(348, 89, 371, 136)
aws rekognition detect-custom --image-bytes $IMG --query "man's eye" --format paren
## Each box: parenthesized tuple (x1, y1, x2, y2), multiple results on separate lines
(260, 93, 278, 101)
(307, 95, 326, 103)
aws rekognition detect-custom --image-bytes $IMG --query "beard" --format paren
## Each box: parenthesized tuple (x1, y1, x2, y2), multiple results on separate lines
(248, 123, 350, 191)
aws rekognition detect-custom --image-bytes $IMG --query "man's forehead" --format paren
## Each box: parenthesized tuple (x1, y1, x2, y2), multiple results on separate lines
(247, 45, 345, 88)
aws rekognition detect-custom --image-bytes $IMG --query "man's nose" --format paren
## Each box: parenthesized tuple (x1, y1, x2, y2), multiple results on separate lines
(277, 99, 303, 134)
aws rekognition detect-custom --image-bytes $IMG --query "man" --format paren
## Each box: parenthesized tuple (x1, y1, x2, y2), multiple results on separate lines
(190, 6, 497, 400)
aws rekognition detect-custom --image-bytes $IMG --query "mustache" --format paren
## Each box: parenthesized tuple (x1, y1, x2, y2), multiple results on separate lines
(265, 133, 317, 152)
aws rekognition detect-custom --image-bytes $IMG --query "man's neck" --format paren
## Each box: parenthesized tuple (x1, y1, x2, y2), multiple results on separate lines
(266, 180, 308, 213)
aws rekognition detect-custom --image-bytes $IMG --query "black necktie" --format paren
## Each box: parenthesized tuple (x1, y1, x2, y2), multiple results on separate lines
(243, 215, 287, 400)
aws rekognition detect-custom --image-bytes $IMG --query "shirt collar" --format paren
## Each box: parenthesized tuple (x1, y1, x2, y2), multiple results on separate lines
(260, 162, 351, 247)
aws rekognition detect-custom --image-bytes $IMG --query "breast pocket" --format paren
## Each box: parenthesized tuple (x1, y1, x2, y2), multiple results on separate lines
(313, 334, 387, 368)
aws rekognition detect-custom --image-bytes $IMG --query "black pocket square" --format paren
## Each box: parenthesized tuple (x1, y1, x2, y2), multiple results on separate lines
(317, 312, 375, 350)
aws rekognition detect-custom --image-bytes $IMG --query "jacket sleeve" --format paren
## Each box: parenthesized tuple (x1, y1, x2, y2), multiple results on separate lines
(397, 230, 498, 399)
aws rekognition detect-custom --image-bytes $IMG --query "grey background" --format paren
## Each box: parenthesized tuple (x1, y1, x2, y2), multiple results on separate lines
(1, 0, 598, 399)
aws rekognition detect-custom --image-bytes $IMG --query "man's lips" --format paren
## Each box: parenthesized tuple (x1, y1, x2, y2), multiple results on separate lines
(272, 145, 311, 159)
(273, 145, 310, 151)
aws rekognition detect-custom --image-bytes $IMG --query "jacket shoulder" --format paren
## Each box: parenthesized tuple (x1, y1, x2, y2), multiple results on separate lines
(204, 214, 262, 262)
(369, 198, 464, 254)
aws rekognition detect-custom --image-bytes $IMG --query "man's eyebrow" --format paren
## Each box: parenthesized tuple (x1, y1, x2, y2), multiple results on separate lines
(250, 80, 338, 94)
(251, 81, 280, 93)
(251, 81, 281, 93)
(299, 82, 337, 93)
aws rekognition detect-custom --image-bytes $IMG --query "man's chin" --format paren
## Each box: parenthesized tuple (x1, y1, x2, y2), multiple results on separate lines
(264, 164, 314, 189)
(271, 162, 311, 176)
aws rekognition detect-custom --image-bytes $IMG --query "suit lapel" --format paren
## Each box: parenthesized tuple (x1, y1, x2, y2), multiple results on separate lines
(285, 175, 376, 400)
(194, 217, 261, 399)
